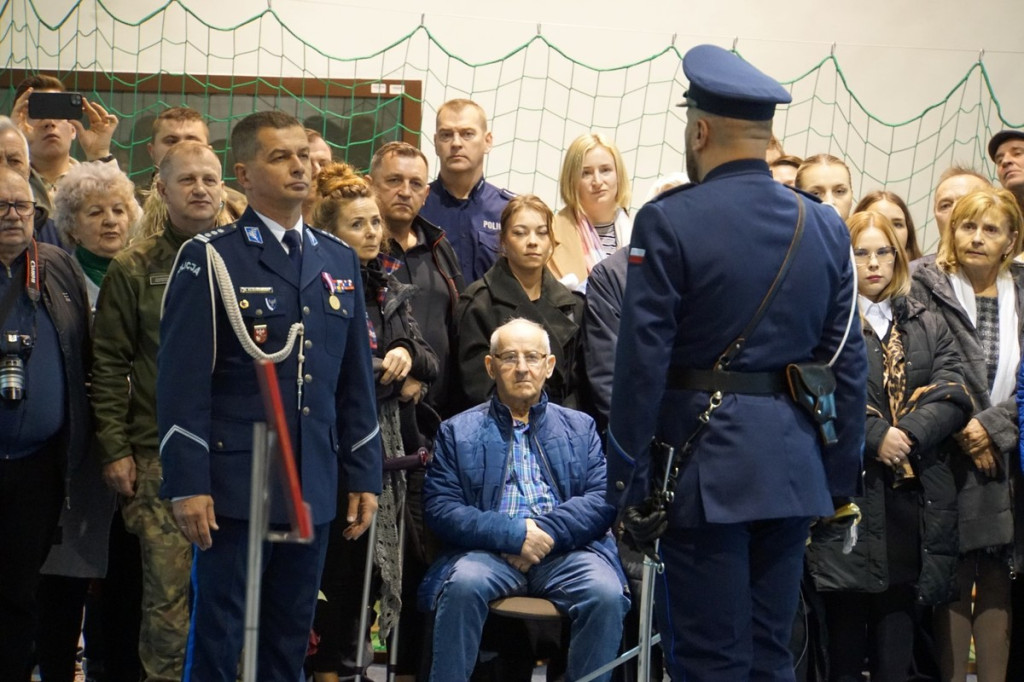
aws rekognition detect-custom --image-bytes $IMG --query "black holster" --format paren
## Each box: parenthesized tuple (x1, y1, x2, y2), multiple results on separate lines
(785, 362, 838, 446)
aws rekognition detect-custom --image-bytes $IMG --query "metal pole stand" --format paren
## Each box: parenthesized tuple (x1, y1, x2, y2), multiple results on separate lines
(242, 422, 272, 682)
(353, 513, 379, 681)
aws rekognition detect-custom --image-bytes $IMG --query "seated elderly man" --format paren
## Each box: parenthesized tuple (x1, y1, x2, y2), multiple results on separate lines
(420, 317, 629, 682)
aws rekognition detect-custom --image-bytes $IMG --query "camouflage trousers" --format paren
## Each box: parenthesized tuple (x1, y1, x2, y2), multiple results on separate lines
(121, 453, 193, 682)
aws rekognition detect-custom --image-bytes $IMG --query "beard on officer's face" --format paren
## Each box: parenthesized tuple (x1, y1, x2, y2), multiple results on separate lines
(685, 145, 699, 186)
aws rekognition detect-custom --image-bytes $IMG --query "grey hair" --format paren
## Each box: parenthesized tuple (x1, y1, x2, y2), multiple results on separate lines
(488, 318, 551, 356)
(642, 171, 690, 204)
(52, 162, 141, 249)
(0, 115, 30, 160)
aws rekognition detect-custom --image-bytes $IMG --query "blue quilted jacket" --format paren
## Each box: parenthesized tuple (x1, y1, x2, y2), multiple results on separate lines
(418, 393, 624, 610)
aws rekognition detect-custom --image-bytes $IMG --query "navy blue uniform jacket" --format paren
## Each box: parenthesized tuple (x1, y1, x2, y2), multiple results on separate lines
(607, 159, 866, 525)
(157, 208, 382, 525)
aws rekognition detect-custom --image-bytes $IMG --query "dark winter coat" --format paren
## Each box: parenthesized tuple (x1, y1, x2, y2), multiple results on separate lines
(456, 257, 584, 410)
(806, 295, 972, 605)
(911, 261, 1024, 570)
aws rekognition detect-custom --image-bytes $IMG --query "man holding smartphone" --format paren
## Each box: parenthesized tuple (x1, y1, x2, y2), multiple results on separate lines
(11, 75, 120, 215)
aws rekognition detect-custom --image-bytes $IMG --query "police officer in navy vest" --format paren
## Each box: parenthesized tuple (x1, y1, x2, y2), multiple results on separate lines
(607, 45, 866, 681)
(157, 111, 382, 681)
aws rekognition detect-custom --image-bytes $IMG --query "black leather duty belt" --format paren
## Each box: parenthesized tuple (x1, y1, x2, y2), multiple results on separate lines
(666, 367, 788, 395)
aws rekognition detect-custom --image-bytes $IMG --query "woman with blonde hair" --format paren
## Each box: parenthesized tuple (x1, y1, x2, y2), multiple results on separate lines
(807, 210, 971, 681)
(911, 187, 1024, 681)
(796, 153, 855, 220)
(549, 133, 632, 288)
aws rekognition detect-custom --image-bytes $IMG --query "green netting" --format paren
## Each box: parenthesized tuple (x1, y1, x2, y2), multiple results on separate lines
(2, 0, 1020, 253)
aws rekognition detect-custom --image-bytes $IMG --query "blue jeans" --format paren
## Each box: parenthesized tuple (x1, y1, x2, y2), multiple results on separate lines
(430, 549, 630, 682)
(656, 516, 811, 682)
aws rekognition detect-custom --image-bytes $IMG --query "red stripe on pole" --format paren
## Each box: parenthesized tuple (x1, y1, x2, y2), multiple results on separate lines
(254, 359, 313, 541)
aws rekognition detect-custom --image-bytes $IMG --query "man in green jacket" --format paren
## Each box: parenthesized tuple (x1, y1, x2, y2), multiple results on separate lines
(91, 141, 224, 682)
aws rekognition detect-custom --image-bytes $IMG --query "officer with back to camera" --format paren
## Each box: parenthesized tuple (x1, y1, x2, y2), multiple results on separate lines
(157, 111, 382, 681)
(607, 45, 867, 681)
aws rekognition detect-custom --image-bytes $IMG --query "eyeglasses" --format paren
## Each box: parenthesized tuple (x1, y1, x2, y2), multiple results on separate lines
(853, 246, 896, 265)
(0, 200, 36, 218)
(494, 351, 548, 369)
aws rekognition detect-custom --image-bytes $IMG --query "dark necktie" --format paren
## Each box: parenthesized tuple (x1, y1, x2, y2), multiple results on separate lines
(282, 229, 302, 274)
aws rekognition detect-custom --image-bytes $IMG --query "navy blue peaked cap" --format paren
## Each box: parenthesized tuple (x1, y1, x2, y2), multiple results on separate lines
(678, 44, 792, 121)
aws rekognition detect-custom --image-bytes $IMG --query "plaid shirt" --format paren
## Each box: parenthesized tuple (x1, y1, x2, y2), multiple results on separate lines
(498, 420, 558, 519)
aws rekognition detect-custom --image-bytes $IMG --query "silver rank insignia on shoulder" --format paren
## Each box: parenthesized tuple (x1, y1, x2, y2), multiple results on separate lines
(244, 226, 264, 244)
(196, 228, 225, 243)
(308, 230, 319, 246)
(253, 324, 268, 344)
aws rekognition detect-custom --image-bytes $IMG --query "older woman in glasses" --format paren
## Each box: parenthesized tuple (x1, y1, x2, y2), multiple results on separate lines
(911, 188, 1024, 682)
(457, 194, 584, 410)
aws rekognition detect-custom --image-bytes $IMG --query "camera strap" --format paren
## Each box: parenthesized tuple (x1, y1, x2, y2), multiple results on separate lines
(0, 240, 40, 328)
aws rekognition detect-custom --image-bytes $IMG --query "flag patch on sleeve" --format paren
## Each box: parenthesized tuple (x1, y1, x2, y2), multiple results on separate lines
(628, 248, 646, 265)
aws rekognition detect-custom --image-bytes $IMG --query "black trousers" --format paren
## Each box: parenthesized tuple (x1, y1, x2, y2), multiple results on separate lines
(821, 585, 916, 682)
(35, 575, 89, 681)
(0, 444, 63, 681)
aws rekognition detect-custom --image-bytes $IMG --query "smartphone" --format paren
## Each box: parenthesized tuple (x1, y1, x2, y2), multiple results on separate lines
(27, 91, 84, 120)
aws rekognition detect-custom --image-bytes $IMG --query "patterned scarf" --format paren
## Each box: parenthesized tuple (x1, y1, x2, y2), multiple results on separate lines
(572, 211, 607, 275)
(882, 326, 907, 425)
(880, 324, 915, 482)
(373, 399, 407, 640)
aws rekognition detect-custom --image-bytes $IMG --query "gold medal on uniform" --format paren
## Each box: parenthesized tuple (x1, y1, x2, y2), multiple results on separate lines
(253, 323, 268, 344)
(329, 294, 341, 310)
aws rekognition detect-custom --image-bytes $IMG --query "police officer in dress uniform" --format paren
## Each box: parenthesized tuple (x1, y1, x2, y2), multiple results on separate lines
(607, 45, 866, 681)
(157, 111, 382, 681)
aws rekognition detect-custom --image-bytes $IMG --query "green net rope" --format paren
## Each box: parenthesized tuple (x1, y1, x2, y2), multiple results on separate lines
(3, 0, 1020, 252)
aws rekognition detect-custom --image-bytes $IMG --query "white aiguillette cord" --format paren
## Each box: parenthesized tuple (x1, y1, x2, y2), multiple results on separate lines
(828, 246, 858, 368)
(205, 245, 307, 405)
(158, 242, 309, 406)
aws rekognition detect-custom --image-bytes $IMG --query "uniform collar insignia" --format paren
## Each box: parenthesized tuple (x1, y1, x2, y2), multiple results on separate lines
(244, 225, 264, 245)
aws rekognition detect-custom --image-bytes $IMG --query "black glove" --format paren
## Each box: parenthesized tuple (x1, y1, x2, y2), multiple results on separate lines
(619, 499, 668, 562)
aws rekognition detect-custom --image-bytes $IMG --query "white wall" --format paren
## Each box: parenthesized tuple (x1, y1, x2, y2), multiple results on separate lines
(8, 0, 1024, 247)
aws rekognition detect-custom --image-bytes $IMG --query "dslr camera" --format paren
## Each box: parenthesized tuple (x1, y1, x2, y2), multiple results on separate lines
(0, 331, 33, 405)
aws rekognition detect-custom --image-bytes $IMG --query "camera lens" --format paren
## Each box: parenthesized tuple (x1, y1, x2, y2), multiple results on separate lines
(71, 93, 83, 106)
(0, 355, 26, 404)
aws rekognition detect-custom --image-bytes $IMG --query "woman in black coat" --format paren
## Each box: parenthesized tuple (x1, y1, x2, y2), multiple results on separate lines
(806, 211, 972, 682)
(307, 163, 439, 682)
(456, 194, 584, 410)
